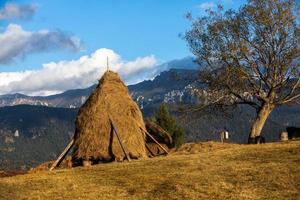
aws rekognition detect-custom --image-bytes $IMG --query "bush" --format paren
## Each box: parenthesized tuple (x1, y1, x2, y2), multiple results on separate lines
(154, 104, 185, 147)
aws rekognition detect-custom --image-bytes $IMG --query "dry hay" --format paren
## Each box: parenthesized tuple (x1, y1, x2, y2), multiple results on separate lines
(73, 71, 147, 162)
(0, 171, 7, 178)
(145, 120, 172, 156)
(172, 141, 238, 155)
(0, 170, 26, 178)
(29, 156, 73, 173)
(145, 143, 169, 157)
(145, 120, 173, 148)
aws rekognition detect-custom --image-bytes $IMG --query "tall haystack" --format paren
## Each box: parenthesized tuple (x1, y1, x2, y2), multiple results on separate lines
(72, 71, 147, 163)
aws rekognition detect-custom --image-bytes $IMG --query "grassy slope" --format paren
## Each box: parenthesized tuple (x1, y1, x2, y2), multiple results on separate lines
(0, 141, 299, 200)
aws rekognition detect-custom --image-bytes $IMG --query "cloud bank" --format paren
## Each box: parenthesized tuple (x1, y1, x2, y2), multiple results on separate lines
(0, 24, 81, 64)
(0, 3, 37, 20)
(0, 48, 157, 96)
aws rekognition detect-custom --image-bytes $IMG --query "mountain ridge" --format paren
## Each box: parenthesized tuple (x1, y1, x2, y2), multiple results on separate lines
(0, 68, 200, 110)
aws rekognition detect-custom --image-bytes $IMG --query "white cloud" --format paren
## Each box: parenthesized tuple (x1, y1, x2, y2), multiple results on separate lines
(0, 48, 157, 96)
(0, 24, 81, 64)
(198, 0, 234, 11)
(222, 0, 233, 4)
(199, 2, 216, 10)
(0, 3, 37, 20)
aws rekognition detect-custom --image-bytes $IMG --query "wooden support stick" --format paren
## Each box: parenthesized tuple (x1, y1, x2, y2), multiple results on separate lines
(145, 143, 155, 158)
(49, 138, 74, 171)
(109, 116, 131, 162)
(140, 127, 169, 154)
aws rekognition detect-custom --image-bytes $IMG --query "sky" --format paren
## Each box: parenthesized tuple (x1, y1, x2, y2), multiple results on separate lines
(0, 0, 247, 96)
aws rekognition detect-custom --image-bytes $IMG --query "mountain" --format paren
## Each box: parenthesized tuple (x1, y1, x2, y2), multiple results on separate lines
(0, 68, 201, 113)
(0, 57, 201, 109)
(0, 105, 77, 171)
(129, 69, 202, 115)
(0, 85, 95, 108)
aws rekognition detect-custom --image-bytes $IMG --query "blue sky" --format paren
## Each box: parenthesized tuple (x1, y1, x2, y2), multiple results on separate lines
(0, 0, 246, 95)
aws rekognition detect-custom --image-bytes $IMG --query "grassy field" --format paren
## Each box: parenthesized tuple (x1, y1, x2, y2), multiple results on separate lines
(0, 141, 299, 200)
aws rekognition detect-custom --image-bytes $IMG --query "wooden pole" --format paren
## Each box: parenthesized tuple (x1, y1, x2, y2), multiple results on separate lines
(220, 131, 224, 143)
(49, 138, 74, 171)
(109, 116, 131, 162)
(145, 143, 155, 158)
(140, 127, 169, 155)
(106, 56, 109, 71)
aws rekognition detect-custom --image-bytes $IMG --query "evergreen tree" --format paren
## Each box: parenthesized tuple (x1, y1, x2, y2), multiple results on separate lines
(172, 127, 185, 148)
(155, 103, 185, 147)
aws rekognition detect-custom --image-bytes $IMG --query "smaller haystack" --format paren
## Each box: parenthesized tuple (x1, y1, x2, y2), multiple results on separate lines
(145, 120, 173, 156)
(72, 71, 148, 163)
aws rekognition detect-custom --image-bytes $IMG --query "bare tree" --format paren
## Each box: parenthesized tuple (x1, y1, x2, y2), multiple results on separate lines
(185, 0, 300, 143)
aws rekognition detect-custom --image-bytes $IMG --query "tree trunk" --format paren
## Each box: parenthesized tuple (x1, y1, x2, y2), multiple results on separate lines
(248, 103, 275, 144)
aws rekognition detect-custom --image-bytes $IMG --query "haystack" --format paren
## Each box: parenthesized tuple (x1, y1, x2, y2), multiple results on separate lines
(72, 71, 147, 163)
(145, 120, 173, 156)
(145, 120, 173, 147)
(49, 70, 168, 171)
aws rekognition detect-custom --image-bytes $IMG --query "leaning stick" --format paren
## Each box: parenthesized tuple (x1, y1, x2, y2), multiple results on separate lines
(49, 138, 74, 171)
(109, 116, 131, 162)
(145, 143, 155, 157)
(139, 127, 169, 154)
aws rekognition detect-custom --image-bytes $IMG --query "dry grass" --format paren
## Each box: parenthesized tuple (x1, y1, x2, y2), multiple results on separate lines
(0, 141, 299, 200)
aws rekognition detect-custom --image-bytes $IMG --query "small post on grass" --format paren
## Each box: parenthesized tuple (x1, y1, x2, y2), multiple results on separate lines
(220, 130, 229, 143)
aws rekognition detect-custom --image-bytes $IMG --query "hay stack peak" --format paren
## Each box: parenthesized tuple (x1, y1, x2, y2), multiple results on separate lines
(72, 70, 147, 162)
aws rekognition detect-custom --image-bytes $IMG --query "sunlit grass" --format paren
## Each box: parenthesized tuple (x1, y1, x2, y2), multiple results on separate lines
(0, 141, 299, 200)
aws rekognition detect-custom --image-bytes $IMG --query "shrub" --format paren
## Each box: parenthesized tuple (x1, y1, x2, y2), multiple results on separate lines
(155, 103, 185, 147)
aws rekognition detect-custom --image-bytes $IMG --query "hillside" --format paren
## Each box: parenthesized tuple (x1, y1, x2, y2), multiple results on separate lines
(0, 105, 77, 171)
(0, 141, 299, 200)
(0, 103, 300, 171)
